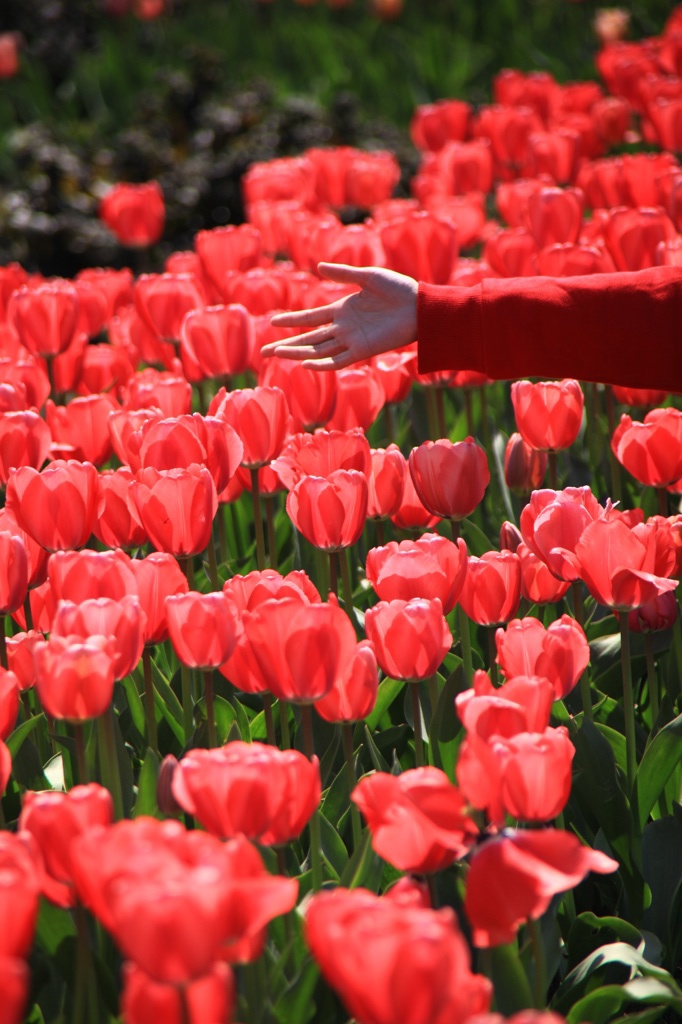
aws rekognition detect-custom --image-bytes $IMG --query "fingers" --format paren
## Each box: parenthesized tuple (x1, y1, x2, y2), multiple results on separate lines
(261, 325, 338, 358)
(270, 303, 339, 329)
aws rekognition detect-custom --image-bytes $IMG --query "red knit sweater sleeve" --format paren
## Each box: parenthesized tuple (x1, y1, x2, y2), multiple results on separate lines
(417, 266, 682, 393)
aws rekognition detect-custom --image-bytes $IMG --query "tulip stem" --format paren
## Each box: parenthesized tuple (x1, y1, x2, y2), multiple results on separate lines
(428, 674, 439, 715)
(342, 723, 362, 851)
(262, 693, 276, 747)
(98, 708, 125, 821)
(548, 450, 558, 490)
(457, 604, 474, 685)
(23, 593, 33, 631)
(527, 917, 547, 1009)
(73, 722, 88, 785)
(265, 495, 278, 570)
(620, 615, 637, 790)
(645, 633, 659, 724)
(21, 690, 32, 722)
(181, 662, 194, 746)
(411, 683, 425, 767)
(384, 402, 395, 444)
(572, 582, 593, 722)
(179, 556, 195, 590)
(464, 388, 474, 437)
(301, 703, 323, 892)
(73, 903, 96, 1024)
(328, 551, 338, 597)
(250, 468, 267, 571)
(375, 519, 385, 547)
(657, 487, 668, 517)
(425, 388, 439, 441)
(203, 670, 217, 748)
(142, 648, 158, 755)
(218, 501, 228, 563)
(206, 530, 220, 590)
(178, 985, 191, 1024)
(435, 386, 447, 439)
(487, 628, 498, 686)
(278, 700, 290, 749)
(339, 548, 359, 632)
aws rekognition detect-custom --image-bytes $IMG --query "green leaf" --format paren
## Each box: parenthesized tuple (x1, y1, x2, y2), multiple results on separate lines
(121, 672, 147, 741)
(231, 697, 252, 743)
(6, 713, 43, 758)
(363, 724, 390, 774)
(566, 912, 644, 972)
(274, 960, 319, 1024)
(634, 711, 682, 831)
(552, 943, 682, 1016)
(489, 941, 534, 1015)
(339, 831, 382, 892)
(565, 985, 629, 1024)
(429, 666, 464, 781)
(317, 814, 347, 882)
(365, 677, 405, 730)
(133, 749, 160, 819)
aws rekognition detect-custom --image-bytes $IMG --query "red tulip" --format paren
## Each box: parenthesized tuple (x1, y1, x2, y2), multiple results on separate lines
(286, 469, 368, 551)
(171, 741, 321, 844)
(511, 379, 584, 451)
(575, 516, 678, 611)
(0, 410, 51, 484)
(99, 181, 165, 247)
(45, 393, 118, 466)
(464, 829, 617, 947)
(410, 99, 471, 151)
(260, 354, 337, 431)
(611, 408, 682, 488)
(459, 551, 521, 626)
(52, 595, 145, 681)
(409, 437, 489, 521)
(484, 227, 538, 277)
(365, 533, 468, 613)
(128, 553, 189, 646)
(272, 429, 371, 490)
(121, 961, 234, 1024)
(48, 548, 137, 604)
(134, 273, 205, 344)
(210, 385, 289, 468)
(94, 468, 149, 550)
(224, 596, 357, 703)
(603, 206, 678, 272)
(306, 888, 492, 1024)
(6, 460, 98, 552)
(390, 468, 441, 531)
(0, 668, 19, 739)
(520, 486, 603, 582)
(352, 767, 478, 873)
(166, 591, 241, 669)
(130, 465, 217, 557)
(365, 597, 452, 681)
(525, 187, 583, 247)
(611, 385, 668, 407)
(0, 532, 28, 615)
(8, 281, 79, 358)
(474, 104, 543, 177)
(456, 670, 555, 739)
(366, 445, 407, 520)
(504, 432, 547, 496)
(524, 128, 582, 184)
(0, 957, 27, 1024)
(33, 633, 117, 721)
(380, 212, 459, 284)
(496, 615, 590, 699)
(7, 631, 42, 691)
(137, 413, 244, 495)
(123, 369, 192, 418)
(195, 225, 263, 301)
(326, 365, 385, 433)
(314, 640, 379, 723)
(180, 303, 252, 381)
(18, 784, 113, 908)
(534, 242, 616, 276)
(0, 832, 41, 958)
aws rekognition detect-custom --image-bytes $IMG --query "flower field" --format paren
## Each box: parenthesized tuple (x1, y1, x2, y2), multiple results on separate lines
(2, 2, 682, 1024)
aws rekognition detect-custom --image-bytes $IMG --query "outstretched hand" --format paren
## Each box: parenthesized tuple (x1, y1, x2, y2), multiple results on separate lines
(262, 263, 419, 370)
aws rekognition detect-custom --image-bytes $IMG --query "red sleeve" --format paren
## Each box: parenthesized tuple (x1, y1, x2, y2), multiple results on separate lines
(417, 267, 682, 393)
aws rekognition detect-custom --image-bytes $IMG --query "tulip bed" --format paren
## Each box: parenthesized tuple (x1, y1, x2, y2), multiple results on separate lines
(4, 5, 682, 1024)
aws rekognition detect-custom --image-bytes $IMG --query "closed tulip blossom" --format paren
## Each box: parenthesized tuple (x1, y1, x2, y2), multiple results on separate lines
(517, 541, 571, 604)
(6, 460, 98, 552)
(136, 413, 244, 496)
(390, 466, 442, 531)
(455, 670, 555, 740)
(48, 548, 137, 604)
(0, 831, 42, 960)
(121, 961, 234, 1024)
(496, 615, 590, 699)
(33, 634, 117, 722)
(365, 533, 468, 613)
(51, 596, 145, 681)
(459, 550, 521, 626)
(314, 640, 379, 723)
(180, 303, 252, 381)
(45, 394, 119, 467)
(171, 741, 321, 845)
(305, 888, 492, 1024)
(287, 469, 368, 552)
(576, 516, 678, 611)
(130, 465, 217, 557)
(8, 281, 79, 359)
(409, 437, 489, 521)
(99, 181, 165, 247)
(0, 410, 51, 485)
(464, 829, 618, 947)
(352, 767, 479, 873)
(366, 445, 407, 520)
(511, 379, 584, 451)
(504, 432, 547, 496)
(611, 408, 682, 488)
(0, 531, 28, 615)
(209, 385, 290, 468)
(94, 468, 149, 551)
(0, 668, 19, 739)
(260, 354, 338, 431)
(272, 428, 371, 489)
(365, 597, 452, 681)
(520, 486, 604, 582)
(165, 591, 241, 669)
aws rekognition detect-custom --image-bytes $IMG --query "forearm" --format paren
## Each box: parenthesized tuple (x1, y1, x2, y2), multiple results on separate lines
(417, 267, 682, 393)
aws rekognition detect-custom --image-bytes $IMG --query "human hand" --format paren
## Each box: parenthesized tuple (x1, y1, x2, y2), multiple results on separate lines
(262, 263, 418, 370)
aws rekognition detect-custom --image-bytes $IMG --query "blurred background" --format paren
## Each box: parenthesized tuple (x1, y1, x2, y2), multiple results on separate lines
(0, 0, 673, 274)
